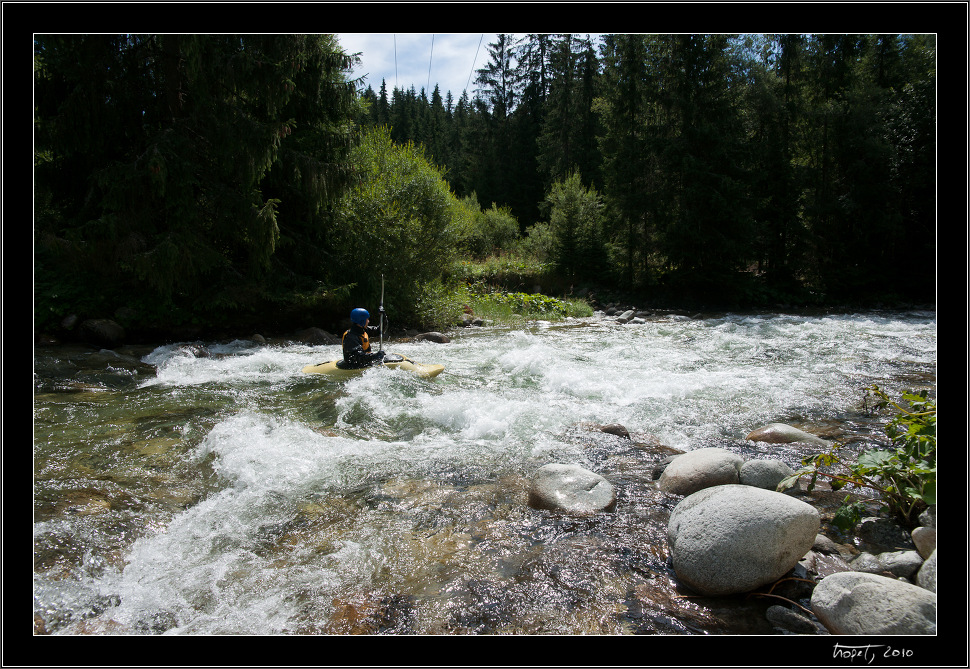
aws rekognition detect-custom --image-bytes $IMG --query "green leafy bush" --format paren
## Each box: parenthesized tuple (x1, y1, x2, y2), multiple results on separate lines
(332, 126, 465, 318)
(470, 291, 569, 321)
(457, 194, 521, 259)
(778, 385, 936, 530)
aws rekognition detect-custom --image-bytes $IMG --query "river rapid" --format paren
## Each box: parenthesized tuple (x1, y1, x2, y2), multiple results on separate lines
(33, 310, 936, 636)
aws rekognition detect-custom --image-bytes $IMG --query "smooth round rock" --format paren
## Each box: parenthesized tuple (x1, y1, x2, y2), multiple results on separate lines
(739, 458, 794, 490)
(811, 571, 937, 634)
(658, 447, 743, 496)
(667, 484, 820, 596)
(745, 423, 831, 446)
(528, 464, 616, 515)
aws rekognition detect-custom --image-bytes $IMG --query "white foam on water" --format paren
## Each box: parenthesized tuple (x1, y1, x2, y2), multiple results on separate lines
(37, 311, 935, 634)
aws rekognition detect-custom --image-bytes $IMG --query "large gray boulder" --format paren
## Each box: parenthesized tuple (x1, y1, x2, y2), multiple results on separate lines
(811, 571, 937, 634)
(666, 484, 820, 596)
(658, 447, 743, 496)
(528, 464, 616, 515)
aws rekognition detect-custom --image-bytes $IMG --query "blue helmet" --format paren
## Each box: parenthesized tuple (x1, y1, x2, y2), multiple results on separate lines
(350, 308, 370, 325)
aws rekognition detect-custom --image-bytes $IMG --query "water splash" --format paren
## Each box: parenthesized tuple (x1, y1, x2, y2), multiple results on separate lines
(33, 311, 936, 634)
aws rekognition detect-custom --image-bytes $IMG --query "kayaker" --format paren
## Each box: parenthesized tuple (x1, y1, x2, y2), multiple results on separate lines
(340, 307, 386, 369)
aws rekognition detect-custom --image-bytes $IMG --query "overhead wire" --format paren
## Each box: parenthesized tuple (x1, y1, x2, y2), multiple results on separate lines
(465, 34, 483, 94)
(427, 34, 434, 93)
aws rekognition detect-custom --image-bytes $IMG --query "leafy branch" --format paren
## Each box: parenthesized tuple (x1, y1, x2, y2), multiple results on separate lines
(777, 385, 936, 531)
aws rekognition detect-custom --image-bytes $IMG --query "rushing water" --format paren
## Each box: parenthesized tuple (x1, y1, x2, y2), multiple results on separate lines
(33, 310, 936, 635)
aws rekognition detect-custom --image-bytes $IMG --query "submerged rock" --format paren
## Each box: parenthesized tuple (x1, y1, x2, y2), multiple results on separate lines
(528, 464, 616, 515)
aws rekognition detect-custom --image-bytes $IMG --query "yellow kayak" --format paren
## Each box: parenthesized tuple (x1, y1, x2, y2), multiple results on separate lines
(302, 353, 444, 379)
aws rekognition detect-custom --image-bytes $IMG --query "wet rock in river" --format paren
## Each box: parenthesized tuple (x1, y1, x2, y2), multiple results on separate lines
(810, 571, 937, 634)
(666, 484, 820, 596)
(739, 458, 794, 490)
(415, 331, 451, 343)
(745, 422, 832, 447)
(658, 447, 743, 496)
(528, 464, 616, 515)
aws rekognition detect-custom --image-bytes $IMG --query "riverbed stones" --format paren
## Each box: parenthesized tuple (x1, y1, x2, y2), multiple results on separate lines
(528, 464, 616, 515)
(658, 447, 743, 496)
(745, 422, 831, 447)
(739, 458, 794, 490)
(666, 484, 820, 596)
(810, 571, 937, 634)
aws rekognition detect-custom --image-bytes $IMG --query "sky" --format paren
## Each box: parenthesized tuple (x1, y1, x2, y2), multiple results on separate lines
(336, 34, 499, 99)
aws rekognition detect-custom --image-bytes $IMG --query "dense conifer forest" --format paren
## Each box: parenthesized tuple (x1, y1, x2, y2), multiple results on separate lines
(33, 33, 937, 340)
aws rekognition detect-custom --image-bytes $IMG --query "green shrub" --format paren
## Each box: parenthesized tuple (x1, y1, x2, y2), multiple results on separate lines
(332, 126, 464, 316)
(778, 385, 937, 530)
(469, 290, 575, 322)
(457, 193, 521, 259)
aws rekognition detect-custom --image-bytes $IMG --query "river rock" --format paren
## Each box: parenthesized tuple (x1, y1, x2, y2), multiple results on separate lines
(916, 549, 936, 593)
(658, 447, 743, 496)
(528, 464, 616, 515)
(856, 516, 915, 551)
(415, 332, 450, 343)
(765, 605, 820, 635)
(78, 318, 126, 348)
(745, 423, 831, 447)
(739, 458, 794, 490)
(296, 327, 340, 345)
(850, 550, 923, 579)
(911, 526, 936, 558)
(593, 423, 630, 439)
(810, 571, 937, 634)
(666, 484, 820, 596)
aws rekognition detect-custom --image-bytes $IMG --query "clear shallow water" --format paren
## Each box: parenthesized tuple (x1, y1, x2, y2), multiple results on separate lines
(33, 310, 937, 635)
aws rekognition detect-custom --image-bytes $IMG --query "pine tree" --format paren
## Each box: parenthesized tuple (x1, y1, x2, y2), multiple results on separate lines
(34, 34, 359, 325)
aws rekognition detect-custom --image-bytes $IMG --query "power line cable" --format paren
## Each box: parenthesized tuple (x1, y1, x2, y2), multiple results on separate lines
(465, 34, 483, 94)
(427, 34, 434, 93)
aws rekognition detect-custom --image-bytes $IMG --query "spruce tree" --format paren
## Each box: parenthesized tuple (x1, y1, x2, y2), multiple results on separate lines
(34, 34, 359, 328)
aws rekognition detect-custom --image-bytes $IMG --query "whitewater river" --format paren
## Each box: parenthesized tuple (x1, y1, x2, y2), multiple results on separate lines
(33, 310, 936, 635)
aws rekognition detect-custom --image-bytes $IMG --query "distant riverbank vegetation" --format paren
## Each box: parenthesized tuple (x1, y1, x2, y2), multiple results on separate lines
(34, 34, 936, 341)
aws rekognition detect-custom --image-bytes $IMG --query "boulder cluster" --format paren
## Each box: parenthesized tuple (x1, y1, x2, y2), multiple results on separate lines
(528, 423, 937, 636)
